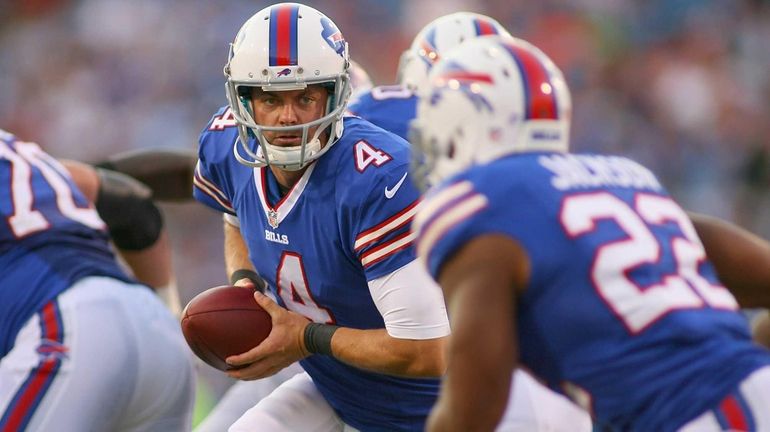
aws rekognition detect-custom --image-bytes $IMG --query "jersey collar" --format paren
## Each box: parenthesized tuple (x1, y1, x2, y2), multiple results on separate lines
(254, 164, 316, 229)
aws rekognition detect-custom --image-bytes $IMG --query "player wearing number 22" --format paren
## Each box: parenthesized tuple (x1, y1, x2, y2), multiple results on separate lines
(193, 3, 449, 431)
(411, 36, 770, 431)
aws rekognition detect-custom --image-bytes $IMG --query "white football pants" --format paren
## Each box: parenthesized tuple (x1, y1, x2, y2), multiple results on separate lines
(680, 365, 770, 431)
(194, 363, 303, 432)
(0, 276, 196, 431)
(228, 368, 591, 432)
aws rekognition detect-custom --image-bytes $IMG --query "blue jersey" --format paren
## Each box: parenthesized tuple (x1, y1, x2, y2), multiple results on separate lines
(347, 85, 417, 141)
(0, 130, 132, 357)
(414, 152, 770, 431)
(194, 107, 439, 431)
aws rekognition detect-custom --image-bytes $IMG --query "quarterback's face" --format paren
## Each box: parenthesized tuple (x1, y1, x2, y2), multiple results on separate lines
(250, 85, 329, 147)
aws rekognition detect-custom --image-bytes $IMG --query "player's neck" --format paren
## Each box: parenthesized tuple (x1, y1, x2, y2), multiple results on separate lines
(270, 166, 307, 196)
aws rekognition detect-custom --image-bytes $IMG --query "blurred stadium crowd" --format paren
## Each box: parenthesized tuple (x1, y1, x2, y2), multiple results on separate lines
(2, 0, 770, 401)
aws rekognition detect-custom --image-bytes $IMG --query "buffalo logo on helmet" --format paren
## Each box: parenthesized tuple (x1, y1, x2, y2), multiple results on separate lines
(431, 61, 494, 112)
(320, 17, 346, 57)
(277, 68, 292, 77)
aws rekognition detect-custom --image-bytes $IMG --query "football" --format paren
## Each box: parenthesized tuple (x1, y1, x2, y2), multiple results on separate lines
(180, 285, 272, 371)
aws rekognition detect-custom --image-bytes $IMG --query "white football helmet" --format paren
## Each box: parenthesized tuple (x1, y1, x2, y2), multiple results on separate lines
(410, 36, 572, 191)
(225, 3, 351, 171)
(397, 12, 511, 91)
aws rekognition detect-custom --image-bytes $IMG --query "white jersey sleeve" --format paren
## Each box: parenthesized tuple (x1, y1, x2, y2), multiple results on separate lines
(367, 260, 450, 340)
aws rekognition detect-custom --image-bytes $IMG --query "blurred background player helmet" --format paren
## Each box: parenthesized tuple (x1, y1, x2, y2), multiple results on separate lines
(397, 12, 511, 92)
(225, 2, 351, 171)
(410, 35, 571, 190)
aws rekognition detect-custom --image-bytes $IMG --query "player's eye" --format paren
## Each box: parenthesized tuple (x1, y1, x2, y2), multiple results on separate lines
(261, 96, 278, 106)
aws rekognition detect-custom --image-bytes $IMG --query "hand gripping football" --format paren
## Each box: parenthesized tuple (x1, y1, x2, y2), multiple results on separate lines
(180, 285, 272, 371)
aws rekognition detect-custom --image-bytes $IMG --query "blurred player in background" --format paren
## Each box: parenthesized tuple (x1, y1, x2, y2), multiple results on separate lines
(0, 129, 195, 431)
(410, 35, 770, 431)
(350, 12, 592, 431)
(347, 12, 507, 141)
(194, 3, 449, 431)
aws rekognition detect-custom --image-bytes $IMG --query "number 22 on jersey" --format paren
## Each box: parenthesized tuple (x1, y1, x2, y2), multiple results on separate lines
(561, 192, 738, 333)
(0, 140, 104, 238)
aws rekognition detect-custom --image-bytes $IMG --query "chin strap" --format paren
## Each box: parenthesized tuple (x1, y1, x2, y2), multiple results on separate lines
(263, 137, 323, 171)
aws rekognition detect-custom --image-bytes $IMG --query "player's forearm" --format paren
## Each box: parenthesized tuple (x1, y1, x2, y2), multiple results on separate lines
(690, 212, 770, 308)
(427, 389, 505, 432)
(329, 327, 447, 377)
(427, 350, 510, 429)
(429, 338, 511, 430)
(64, 160, 173, 289)
(224, 219, 255, 277)
(95, 148, 197, 202)
(430, 235, 522, 430)
(119, 230, 181, 315)
(428, 292, 513, 431)
(118, 231, 173, 288)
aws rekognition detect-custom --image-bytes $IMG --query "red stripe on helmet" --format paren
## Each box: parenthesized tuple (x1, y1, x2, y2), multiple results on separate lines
(275, 5, 293, 66)
(436, 71, 494, 84)
(475, 19, 498, 35)
(504, 43, 559, 120)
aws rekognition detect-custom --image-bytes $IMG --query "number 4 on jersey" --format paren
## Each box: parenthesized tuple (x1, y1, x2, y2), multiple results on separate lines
(209, 107, 238, 131)
(276, 252, 334, 324)
(354, 140, 392, 172)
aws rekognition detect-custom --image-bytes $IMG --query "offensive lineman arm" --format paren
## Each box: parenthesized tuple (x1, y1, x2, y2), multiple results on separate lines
(223, 222, 447, 379)
(426, 234, 526, 432)
(62, 160, 181, 315)
(95, 147, 197, 202)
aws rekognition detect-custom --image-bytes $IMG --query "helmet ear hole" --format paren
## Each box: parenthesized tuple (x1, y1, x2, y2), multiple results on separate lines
(447, 138, 456, 159)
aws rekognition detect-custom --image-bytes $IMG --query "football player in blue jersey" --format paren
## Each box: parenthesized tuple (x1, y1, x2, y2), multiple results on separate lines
(68, 59, 375, 431)
(192, 3, 450, 431)
(0, 129, 195, 431)
(410, 35, 770, 431)
(350, 12, 594, 432)
(196, 56, 376, 432)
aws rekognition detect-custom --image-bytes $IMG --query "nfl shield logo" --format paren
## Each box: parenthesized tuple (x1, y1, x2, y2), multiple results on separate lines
(267, 209, 279, 229)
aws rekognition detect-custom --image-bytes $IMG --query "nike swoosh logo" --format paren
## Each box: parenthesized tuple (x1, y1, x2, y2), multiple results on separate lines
(384, 172, 408, 199)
